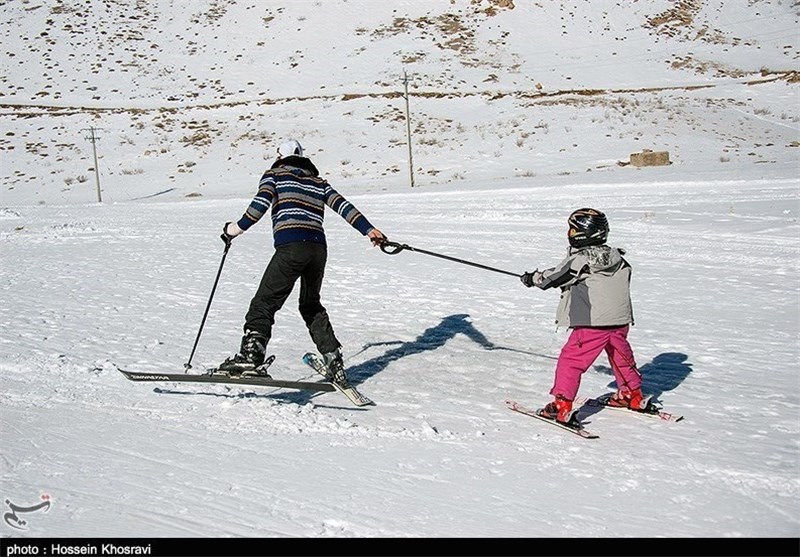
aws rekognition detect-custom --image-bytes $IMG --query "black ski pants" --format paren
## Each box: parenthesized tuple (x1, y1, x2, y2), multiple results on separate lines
(244, 241, 340, 354)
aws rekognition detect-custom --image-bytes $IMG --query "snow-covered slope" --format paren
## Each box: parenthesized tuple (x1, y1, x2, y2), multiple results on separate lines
(2, 176, 799, 538)
(1, 0, 798, 542)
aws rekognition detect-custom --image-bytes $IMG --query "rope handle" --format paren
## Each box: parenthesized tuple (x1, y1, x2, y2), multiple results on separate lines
(379, 240, 408, 255)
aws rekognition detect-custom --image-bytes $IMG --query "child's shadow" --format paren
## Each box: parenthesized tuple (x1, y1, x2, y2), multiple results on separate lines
(592, 352, 693, 400)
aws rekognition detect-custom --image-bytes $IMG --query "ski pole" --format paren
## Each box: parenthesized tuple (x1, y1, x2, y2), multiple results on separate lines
(184, 241, 231, 371)
(380, 240, 522, 278)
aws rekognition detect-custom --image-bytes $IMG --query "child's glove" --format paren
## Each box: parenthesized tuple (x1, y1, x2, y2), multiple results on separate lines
(520, 271, 536, 288)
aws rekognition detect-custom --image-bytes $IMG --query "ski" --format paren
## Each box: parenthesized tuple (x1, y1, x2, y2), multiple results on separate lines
(505, 399, 599, 439)
(302, 352, 375, 407)
(119, 355, 335, 393)
(574, 394, 684, 422)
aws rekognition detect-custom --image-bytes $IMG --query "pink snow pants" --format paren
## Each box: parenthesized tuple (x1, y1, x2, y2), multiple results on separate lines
(551, 325, 641, 401)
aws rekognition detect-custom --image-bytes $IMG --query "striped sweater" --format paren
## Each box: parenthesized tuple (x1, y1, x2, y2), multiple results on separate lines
(235, 156, 375, 247)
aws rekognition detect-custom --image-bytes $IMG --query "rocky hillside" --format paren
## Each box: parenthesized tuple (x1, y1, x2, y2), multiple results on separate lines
(1, 0, 797, 204)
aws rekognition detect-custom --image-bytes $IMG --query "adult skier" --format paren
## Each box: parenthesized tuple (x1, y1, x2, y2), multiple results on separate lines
(218, 139, 387, 386)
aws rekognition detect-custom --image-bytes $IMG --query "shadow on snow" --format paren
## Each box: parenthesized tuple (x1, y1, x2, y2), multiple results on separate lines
(151, 313, 539, 406)
(591, 351, 693, 400)
(152, 386, 360, 410)
(151, 316, 690, 409)
(345, 313, 555, 385)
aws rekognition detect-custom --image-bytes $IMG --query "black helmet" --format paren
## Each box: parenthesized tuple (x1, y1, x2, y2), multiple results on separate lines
(568, 208, 609, 248)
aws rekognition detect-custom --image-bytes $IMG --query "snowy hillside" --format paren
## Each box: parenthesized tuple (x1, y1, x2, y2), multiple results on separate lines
(1, 0, 798, 204)
(1, 0, 799, 547)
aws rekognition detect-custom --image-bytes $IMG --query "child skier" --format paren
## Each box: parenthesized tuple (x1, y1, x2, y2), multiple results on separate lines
(520, 208, 646, 424)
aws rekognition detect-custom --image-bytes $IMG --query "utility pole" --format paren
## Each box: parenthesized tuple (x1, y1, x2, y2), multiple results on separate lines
(82, 126, 102, 203)
(402, 69, 415, 188)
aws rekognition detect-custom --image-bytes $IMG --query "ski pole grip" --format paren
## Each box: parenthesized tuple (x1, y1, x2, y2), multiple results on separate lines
(380, 241, 407, 255)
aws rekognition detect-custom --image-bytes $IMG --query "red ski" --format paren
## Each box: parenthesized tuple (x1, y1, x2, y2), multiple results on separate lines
(574, 394, 684, 422)
(505, 399, 599, 439)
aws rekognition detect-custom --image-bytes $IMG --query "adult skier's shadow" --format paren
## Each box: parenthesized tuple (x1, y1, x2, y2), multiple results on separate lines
(153, 314, 548, 406)
(592, 352, 693, 400)
(152, 385, 360, 410)
(345, 313, 551, 384)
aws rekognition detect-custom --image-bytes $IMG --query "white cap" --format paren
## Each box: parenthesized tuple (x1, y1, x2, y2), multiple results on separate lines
(277, 139, 304, 159)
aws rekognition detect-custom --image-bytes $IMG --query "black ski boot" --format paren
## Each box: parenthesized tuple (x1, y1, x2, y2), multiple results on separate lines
(218, 330, 270, 376)
(323, 348, 349, 387)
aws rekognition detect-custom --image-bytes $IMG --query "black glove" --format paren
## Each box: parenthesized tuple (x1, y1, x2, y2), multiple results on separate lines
(520, 272, 535, 288)
(220, 222, 236, 247)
